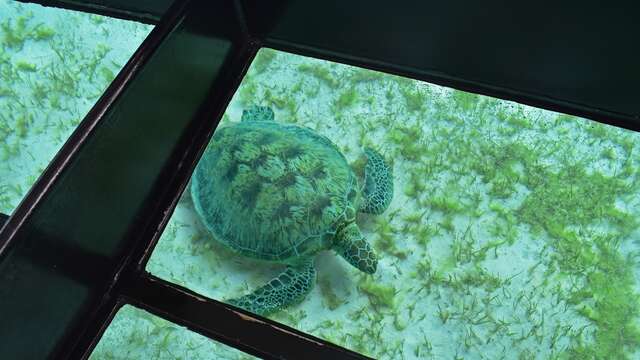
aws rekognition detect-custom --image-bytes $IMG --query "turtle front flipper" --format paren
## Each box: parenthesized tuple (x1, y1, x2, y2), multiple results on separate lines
(241, 105, 275, 122)
(334, 223, 377, 274)
(227, 259, 316, 316)
(360, 148, 393, 214)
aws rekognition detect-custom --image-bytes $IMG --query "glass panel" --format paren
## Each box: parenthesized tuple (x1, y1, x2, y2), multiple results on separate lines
(90, 305, 257, 360)
(147, 48, 640, 359)
(0, 0, 152, 214)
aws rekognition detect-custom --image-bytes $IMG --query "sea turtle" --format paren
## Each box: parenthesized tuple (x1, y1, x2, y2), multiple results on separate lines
(191, 105, 393, 316)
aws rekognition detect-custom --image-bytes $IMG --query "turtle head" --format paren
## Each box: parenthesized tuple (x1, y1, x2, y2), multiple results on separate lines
(242, 105, 275, 122)
(334, 223, 377, 274)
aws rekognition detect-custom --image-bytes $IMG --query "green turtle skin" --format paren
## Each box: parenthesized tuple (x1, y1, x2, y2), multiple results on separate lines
(361, 148, 394, 215)
(191, 105, 393, 316)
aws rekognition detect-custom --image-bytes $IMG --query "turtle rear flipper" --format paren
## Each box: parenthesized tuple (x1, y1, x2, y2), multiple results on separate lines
(360, 148, 393, 214)
(241, 105, 275, 122)
(227, 259, 316, 316)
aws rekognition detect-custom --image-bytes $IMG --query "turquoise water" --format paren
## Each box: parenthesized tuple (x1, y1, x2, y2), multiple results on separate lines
(0, 0, 151, 214)
(146, 48, 640, 359)
(2, 0, 640, 357)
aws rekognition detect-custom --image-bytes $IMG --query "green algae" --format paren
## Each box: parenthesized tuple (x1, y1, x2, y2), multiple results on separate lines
(31, 24, 56, 40)
(298, 63, 340, 89)
(561, 233, 640, 359)
(1, 13, 57, 50)
(518, 165, 636, 235)
(333, 87, 358, 111)
(1, 15, 32, 49)
(358, 277, 396, 309)
(252, 48, 277, 74)
(318, 275, 343, 310)
(451, 90, 480, 112)
(399, 83, 426, 113)
(349, 68, 385, 83)
(511, 140, 640, 359)
(15, 60, 36, 71)
(374, 217, 408, 259)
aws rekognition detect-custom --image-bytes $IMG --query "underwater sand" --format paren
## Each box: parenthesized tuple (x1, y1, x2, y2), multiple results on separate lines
(143, 49, 640, 359)
(2, 0, 640, 358)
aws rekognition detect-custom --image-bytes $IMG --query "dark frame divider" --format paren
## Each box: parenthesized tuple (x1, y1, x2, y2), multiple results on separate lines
(239, 1, 640, 132)
(18, 0, 172, 24)
(0, 0, 203, 357)
(118, 275, 369, 360)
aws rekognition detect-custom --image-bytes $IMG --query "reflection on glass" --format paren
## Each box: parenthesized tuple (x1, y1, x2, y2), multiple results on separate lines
(90, 305, 256, 360)
(0, 0, 152, 214)
(147, 48, 640, 359)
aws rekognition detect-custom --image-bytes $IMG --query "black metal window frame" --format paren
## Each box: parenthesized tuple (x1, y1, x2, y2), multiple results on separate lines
(1, 1, 639, 359)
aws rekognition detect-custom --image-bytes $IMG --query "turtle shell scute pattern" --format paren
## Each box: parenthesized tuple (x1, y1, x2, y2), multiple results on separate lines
(192, 121, 359, 262)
